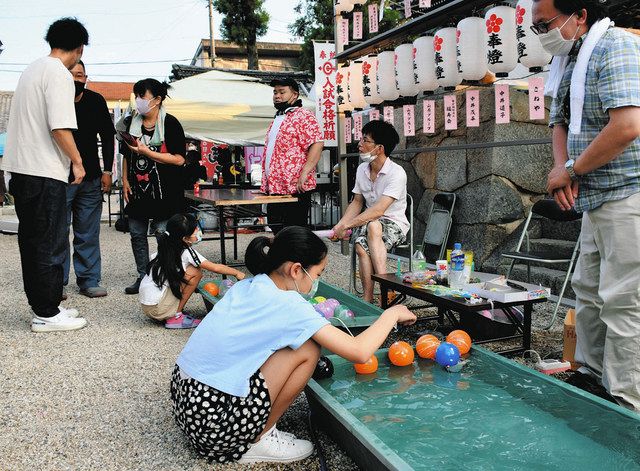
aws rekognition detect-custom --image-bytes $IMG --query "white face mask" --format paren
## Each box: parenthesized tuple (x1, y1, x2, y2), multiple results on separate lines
(539, 14, 579, 56)
(359, 152, 376, 162)
(135, 97, 157, 116)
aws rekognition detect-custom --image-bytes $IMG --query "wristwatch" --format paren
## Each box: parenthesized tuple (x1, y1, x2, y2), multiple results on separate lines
(103, 171, 113, 176)
(564, 159, 577, 180)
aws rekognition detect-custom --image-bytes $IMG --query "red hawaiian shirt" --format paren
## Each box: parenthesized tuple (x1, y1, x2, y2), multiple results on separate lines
(261, 107, 323, 195)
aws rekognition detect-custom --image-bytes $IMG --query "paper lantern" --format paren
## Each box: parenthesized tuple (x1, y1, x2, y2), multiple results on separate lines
(335, 0, 354, 14)
(515, 0, 552, 72)
(362, 56, 383, 106)
(336, 64, 353, 112)
(457, 17, 488, 82)
(394, 43, 418, 97)
(351, 0, 367, 4)
(413, 36, 438, 93)
(348, 61, 367, 109)
(485, 5, 518, 78)
(376, 51, 400, 101)
(434, 27, 462, 90)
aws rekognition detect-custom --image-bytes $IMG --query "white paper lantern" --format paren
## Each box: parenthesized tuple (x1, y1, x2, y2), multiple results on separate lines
(337, 64, 353, 112)
(395, 43, 419, 97)
(485, 5, 518, 78)
(413, 36, 438, 93)
(457, 17, 488, 82)
(434, 27, 462, 90)
(362, 55, 383, 106)
(351, 0, 367, 4)
(515, 0, 552, 71)
(376, 51, 400, 101)
(349, 61, 367, 109)
(335, 0, 354, 14)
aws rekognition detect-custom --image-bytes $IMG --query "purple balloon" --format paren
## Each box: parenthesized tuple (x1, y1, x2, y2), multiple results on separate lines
(314, 302, 335, 319)
(324, 298, 340, 310)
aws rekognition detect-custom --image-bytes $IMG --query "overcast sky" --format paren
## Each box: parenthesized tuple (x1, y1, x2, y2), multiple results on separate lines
(0, 0, 301, 91)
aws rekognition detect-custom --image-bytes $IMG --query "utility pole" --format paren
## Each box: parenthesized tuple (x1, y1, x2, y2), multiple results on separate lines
(208, 0, 216, 67)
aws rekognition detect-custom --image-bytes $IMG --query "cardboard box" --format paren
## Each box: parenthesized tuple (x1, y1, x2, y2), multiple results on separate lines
(563, 308, 581, 370)
(464, 279, 550, 303)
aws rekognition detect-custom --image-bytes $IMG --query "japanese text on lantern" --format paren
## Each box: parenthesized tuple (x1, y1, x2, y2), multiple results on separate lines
(486, 13, 504, 65)
(444, 95, 457, 131)
(313, 42, 338, 146)
(424, 99, 435, 134)
(529, 77, 545, 120)
(495, 84, 510, 124)
(466, 90, 480, 127)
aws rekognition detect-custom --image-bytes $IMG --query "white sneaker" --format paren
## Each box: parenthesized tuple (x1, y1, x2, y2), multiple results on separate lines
(31, 311, 87, 333)
(238, 427, 314, 464)
(58, 306, 79, 318)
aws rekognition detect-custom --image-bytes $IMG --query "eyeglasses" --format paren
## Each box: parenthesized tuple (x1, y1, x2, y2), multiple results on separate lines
(530, 13, 563, 35)
(359, 138, 376, 145)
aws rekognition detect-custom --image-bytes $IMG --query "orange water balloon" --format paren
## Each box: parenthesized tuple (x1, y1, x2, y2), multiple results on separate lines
(388, 341, 415, 366)
(416, 334, 441, 359)
(446, 330, 472, 355)
(354, 355, 379, 375)
(203, 282, 219, 297)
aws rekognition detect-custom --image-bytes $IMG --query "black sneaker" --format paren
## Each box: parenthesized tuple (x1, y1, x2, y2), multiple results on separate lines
(565, 372, 617, 404)
(125, 278, 142, 295)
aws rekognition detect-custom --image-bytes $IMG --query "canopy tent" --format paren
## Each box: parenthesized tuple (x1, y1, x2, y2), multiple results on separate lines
(163, 70, 315, 146)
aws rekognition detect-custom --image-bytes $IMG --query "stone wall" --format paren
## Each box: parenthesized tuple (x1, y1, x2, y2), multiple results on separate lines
(390, 87, 554, 269)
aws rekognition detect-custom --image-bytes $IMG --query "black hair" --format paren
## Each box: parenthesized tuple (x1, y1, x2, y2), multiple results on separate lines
(45, 18, 89, 51)
(533, 0, 606, 27)
(245, 226, 328, 276)
(147, 213, 200, 299)
(74, 60, 86, 73)
(361, 119, 400, 157)
(133, 78, 171, 102)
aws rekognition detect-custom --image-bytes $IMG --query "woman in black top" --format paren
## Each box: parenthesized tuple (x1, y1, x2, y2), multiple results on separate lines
(120, 78, 186, 294)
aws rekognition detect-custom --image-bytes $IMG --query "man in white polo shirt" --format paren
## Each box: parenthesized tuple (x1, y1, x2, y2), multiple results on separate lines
(332, 120, 408, 303)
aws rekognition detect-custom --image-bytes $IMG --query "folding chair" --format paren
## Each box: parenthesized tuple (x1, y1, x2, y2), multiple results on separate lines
(501, 198, 582, 328)
(349, 194, 413, 294)
(421, 192, 456, 263)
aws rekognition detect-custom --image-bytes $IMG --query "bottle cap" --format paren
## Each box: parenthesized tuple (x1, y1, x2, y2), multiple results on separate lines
(454, 243, 461, 250)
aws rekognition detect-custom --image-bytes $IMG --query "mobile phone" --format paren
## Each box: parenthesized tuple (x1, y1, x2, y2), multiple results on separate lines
(119, 131, 138, 147)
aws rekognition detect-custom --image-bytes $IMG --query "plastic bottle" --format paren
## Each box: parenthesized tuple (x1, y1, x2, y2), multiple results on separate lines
(449, 243, 466, 289)
(412, 248, 426, 271)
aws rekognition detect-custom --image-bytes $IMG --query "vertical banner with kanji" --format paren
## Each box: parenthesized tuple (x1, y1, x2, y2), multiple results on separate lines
(353, 11, 363, 40)
(383, 106, 395, 126)
(339, 18, 349, 46)
(200, 141, 221, 180)
(528, 77, 545, 120)
(313, 42, 338, 147)
(404, 0, 412, 18)
(419, 0, 431, 7)
(403, 104, 415, 136)
(495, 84, 510, 124)
(444, 95, 458, 131)
(368, 4, 379, 34)
(344, 116, 353, 144)
(370, 109, 380, 121)
(423, 99, 435, 133)
(466, 90, 480, 128)
(353, 113, 363, 141)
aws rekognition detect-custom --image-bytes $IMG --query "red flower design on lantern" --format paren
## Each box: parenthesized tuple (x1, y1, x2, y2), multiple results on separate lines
(516, 5, 525, 25)
(394, 54, 398, 65)
(434, 35, 443, 52)
(413, 47, 417, 59)
(456, 29, 461, 44)
(336, 72, 343, 84)
(486, 14, 503, 33)
(362, 62, 371, 74)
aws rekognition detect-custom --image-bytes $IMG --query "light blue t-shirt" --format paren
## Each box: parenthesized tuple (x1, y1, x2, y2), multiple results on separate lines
(177, 274, 329, 397)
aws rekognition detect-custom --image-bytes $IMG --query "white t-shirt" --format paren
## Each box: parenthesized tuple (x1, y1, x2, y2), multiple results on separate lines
(139, 248, 207, 305)
(352, 157, 410, 235)
(1, 56, 77, 183)
(264, 114, 286, 178)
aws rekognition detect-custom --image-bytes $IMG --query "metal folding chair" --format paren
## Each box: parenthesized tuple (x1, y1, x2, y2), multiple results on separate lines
(421, 192, 456, 263)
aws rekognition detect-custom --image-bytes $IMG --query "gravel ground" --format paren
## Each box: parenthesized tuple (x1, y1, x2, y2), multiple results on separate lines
(0, 222, 569, 471)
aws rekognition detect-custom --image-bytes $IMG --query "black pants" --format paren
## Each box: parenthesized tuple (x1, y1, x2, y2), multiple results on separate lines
(10, 173, 67, 318)
(267, 191, 311, 235)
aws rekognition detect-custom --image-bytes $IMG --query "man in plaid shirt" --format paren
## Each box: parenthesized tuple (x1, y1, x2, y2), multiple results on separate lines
(533, 0, 640, 410)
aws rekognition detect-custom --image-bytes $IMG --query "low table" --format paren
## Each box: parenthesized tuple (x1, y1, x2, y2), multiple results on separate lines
(371, 273, 547, 356)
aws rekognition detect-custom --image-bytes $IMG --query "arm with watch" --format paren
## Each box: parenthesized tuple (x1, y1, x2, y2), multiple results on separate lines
(98, 95, 116, 193)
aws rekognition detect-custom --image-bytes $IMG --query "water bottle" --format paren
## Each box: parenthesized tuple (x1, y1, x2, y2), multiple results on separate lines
(412, 248, 426, 271)
(449, 243, 466, 289)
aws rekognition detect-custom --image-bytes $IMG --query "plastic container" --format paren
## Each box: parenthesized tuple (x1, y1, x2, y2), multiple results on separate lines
(449, 243, 465, 289)
(412, 248, 426, 271)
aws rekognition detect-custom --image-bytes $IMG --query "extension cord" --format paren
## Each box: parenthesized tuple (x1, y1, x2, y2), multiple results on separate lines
(535, 359, 571, 375)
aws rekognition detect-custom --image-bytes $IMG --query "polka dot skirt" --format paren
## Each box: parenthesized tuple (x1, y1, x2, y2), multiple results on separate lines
(170, 365, 271, 463)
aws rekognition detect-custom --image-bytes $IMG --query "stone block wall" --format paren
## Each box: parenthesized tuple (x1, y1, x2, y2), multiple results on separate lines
(390, 87, 554, 269)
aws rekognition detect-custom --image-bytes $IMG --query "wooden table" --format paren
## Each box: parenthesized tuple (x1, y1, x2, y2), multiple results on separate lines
(185, 189, 297, 267)
(371, 273, 547, 356)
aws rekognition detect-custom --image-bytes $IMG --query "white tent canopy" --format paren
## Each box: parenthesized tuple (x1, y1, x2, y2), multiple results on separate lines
(163, 70, 314, 146)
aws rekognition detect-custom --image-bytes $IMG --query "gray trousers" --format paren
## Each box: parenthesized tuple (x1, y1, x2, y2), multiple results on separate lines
(573, 192, 640, 411)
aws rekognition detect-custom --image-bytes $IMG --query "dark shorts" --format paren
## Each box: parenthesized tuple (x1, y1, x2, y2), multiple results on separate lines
(351, 217, 406, 255)
(170, 365, 271, 463)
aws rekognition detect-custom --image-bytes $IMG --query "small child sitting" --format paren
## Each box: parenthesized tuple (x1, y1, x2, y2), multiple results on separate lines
(139, 213, 245, 329)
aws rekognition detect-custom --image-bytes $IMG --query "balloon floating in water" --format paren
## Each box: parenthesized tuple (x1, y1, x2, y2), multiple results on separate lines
(416, 334, 441, 359)
(334, 304, 355, 320)
(388, 341, 415, 367)
(203, 282, 219, 297)
(313, 296, 327, 303)
(314, 302, 335, 319)
(354, 355, 378, 374)
(435, 342, 461, 367)
(313, 356, 334, 380)
(218, 279, 235, 296)
(446, 330, 472, 355)
(324, 298, 340, 310)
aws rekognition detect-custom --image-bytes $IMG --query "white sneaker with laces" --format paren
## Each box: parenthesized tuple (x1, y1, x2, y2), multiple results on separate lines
(58, 306, 79, 318)
(238, 427, 314, 464)
(31, 311, 87, 333)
